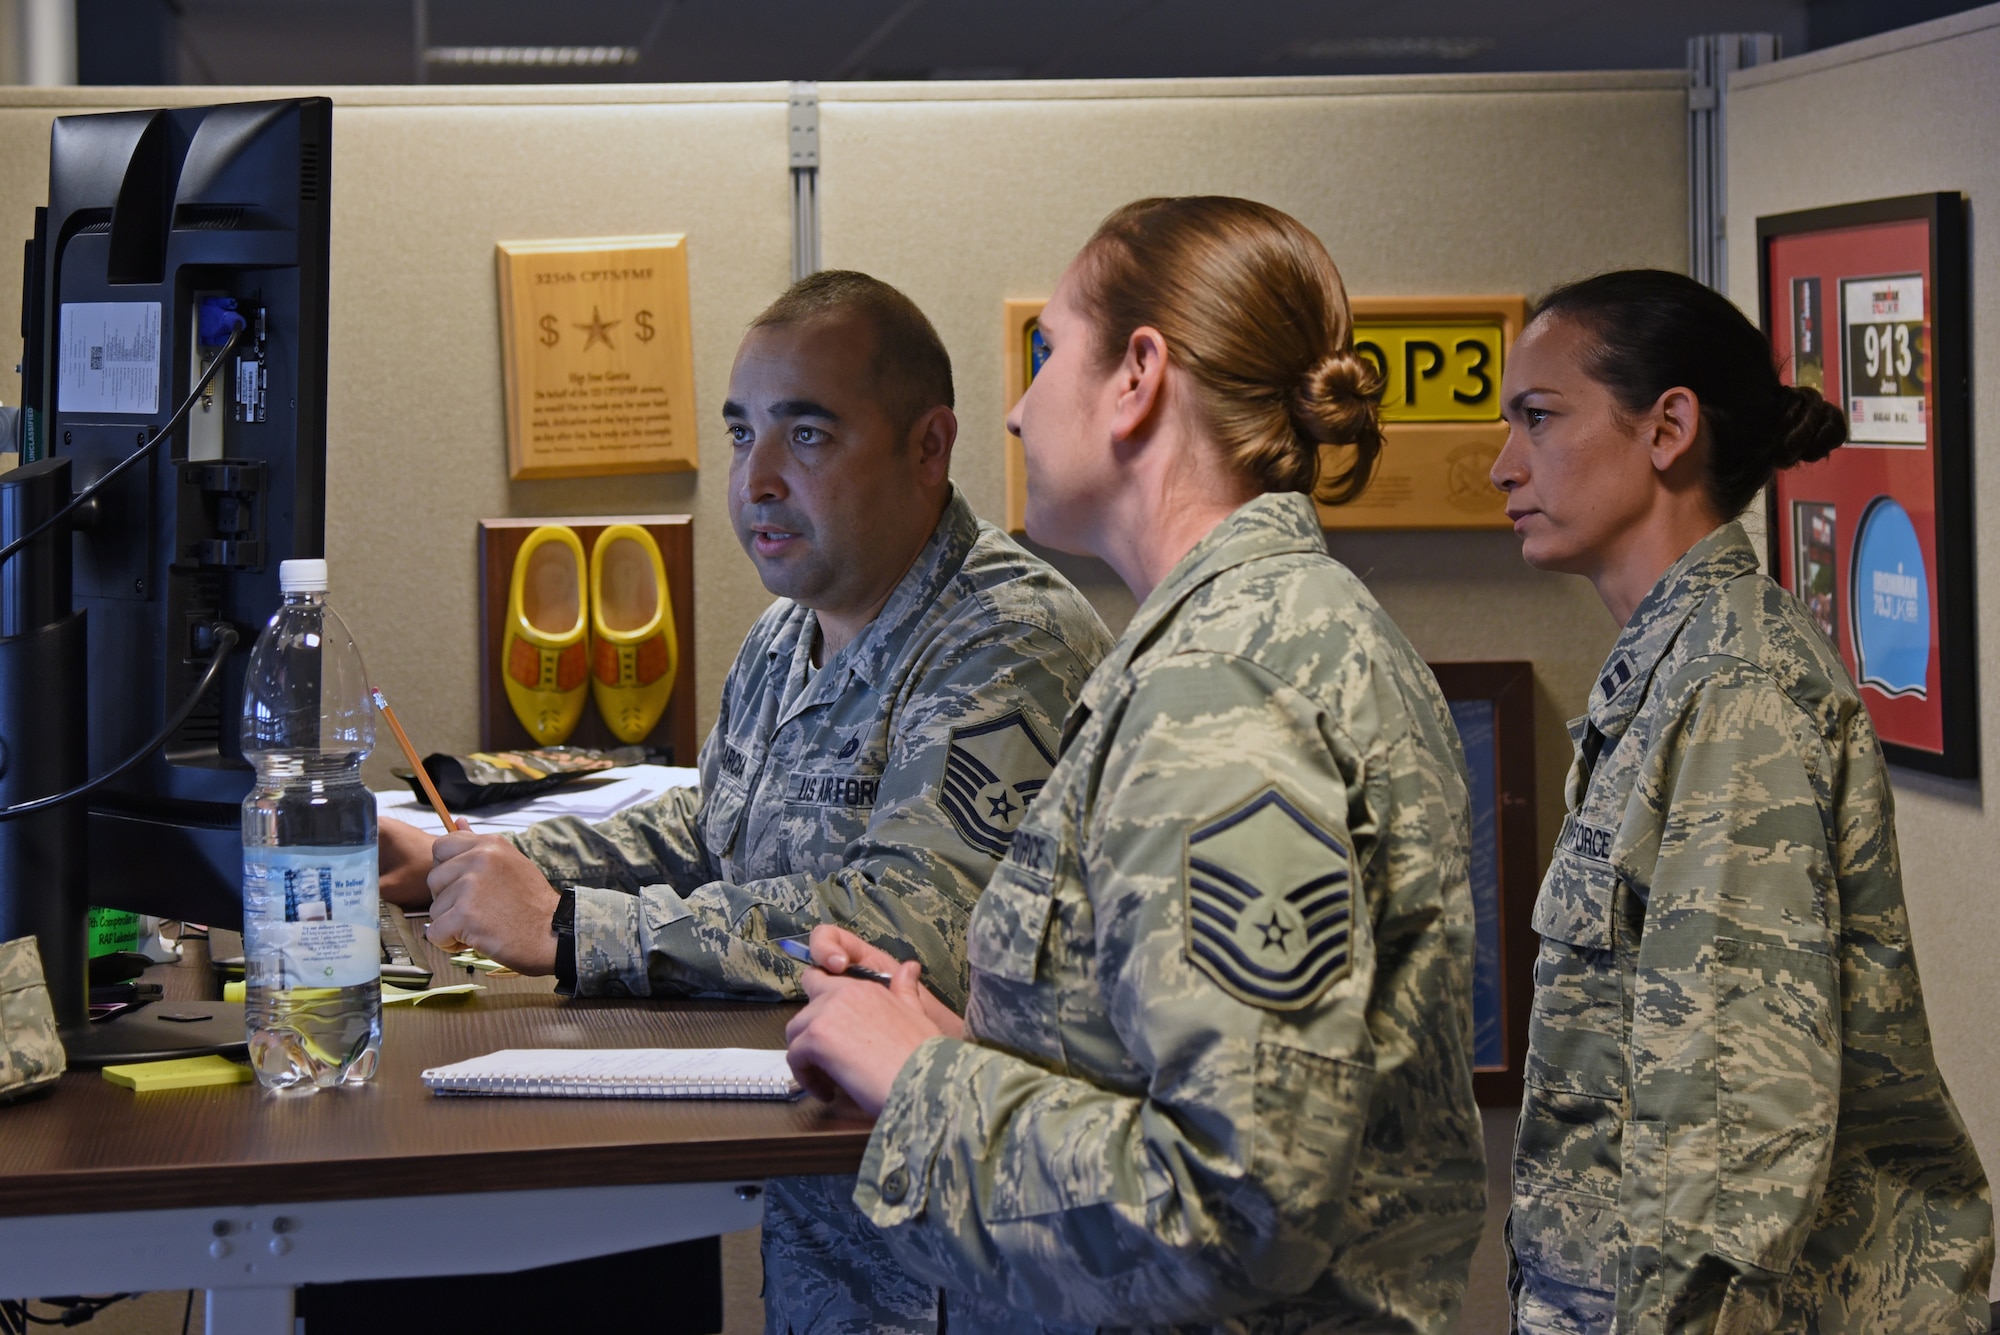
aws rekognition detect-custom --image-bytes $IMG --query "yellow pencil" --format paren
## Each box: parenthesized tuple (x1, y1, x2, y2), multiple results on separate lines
(369, 687, 458, 833)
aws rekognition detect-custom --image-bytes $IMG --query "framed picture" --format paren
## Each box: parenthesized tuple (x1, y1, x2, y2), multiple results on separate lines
(1429, 661, 1538, 1106)
(1757, 194, 1976, 777)
(1000, 294, 1526, 535)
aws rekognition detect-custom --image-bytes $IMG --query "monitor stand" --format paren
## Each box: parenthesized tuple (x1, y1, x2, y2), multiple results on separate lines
(60, 1005, 248, 1069)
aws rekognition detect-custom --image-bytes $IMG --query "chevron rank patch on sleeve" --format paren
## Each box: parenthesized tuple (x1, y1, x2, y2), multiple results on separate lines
(940, 710, 1058, 858)
(1184, 787, 1354, 1010)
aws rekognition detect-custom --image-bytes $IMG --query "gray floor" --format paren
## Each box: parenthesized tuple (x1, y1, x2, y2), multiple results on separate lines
(52, 1110, 1511, 1335)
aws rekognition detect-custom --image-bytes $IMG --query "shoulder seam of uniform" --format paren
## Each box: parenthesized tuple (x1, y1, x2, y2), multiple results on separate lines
(944, 610, 1103, 672)
(1134, 646, 1371, 757)
(1664, 648, 1838, 734)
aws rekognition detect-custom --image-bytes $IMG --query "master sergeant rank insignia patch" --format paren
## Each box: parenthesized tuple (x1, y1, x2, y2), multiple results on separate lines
(1185, 788, 1354, 1010)
(940, 710, 1058, 858)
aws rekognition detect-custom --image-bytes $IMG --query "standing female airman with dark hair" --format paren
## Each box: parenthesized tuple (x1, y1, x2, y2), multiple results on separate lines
(1493, 268, 1993, 1333)
(781, 196, 1489, 1332)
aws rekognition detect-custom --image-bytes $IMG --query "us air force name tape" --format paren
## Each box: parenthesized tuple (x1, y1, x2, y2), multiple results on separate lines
(1559, 814, 1616, 865)
(787, 771, 881, 808)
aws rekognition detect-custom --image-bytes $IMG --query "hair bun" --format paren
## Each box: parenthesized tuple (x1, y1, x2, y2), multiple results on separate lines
(1291, 346, 1384, 447)
(1774, 385, 1846, 467)
(1288, 345, 1385, 504)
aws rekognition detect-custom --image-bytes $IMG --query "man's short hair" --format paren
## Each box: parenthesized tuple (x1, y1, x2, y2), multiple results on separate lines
(749, 270, 954, 437)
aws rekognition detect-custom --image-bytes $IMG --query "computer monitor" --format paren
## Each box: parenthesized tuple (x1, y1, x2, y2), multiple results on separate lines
(19, 97, 332, 929)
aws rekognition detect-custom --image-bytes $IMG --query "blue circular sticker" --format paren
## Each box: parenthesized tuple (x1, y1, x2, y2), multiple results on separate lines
(1849, 496, 1931, 699)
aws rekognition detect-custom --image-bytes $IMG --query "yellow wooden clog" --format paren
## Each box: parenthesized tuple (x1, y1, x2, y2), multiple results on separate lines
(503, 525, 589, 745)
(589, 524, 677, 744)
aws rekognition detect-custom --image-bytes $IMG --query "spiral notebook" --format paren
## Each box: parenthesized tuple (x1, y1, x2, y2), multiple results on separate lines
(421, 1047, 803, 1100)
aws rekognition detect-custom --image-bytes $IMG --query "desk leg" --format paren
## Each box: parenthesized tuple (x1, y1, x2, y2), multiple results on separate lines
(204, 1286, 293, 1335)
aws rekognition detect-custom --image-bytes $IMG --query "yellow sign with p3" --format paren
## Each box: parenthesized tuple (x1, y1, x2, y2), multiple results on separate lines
(1320, 294, 1527, 531)
(1354, 322, 1506, 422)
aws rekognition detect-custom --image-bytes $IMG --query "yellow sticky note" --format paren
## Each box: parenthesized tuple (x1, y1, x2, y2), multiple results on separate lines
(102, 1054, 254, 1092)
(381, 982, 481, 1006)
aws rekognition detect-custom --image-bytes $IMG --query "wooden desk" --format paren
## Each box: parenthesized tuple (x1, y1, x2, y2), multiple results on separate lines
(0, 923, 873, 1334)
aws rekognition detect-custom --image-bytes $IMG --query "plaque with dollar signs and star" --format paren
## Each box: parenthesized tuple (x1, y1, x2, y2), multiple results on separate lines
(496, 235, 697, 479)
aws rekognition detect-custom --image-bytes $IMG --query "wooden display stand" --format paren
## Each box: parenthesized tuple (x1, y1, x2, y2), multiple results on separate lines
(477, 515, 698, 765)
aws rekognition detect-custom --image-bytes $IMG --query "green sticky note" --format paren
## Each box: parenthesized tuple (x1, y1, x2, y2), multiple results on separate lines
(101, 1054, 254, 1092)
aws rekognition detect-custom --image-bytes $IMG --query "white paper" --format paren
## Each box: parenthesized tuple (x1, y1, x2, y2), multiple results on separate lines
(374, 763, 699, 835)
(58, 301, 161, 415)
(429, 1047, 791, 1083)
(421, 1046, 801, 1098)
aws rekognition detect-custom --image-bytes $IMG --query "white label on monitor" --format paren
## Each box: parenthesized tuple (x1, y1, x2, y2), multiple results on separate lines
(57, 301, 161, 415)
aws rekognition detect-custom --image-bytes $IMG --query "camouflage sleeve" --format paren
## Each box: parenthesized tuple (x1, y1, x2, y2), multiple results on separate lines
(506, 785, 715, 896)
(570, 622, 1094, 1007)
(857, 652, 1458, 1325)
(1620, 661, 1842, 1330)
(505, 655, 734, 892)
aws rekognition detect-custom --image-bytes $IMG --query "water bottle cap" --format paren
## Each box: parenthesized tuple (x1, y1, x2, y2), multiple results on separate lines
(279, 558, 328, 594)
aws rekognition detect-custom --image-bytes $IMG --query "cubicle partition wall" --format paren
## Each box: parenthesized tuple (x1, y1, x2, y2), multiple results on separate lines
(1730, 10, 2000, 1270)
(0, 70, 1685, 911)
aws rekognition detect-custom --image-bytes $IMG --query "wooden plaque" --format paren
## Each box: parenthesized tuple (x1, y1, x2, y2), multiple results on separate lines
(1001, 299, 1044, 534)
(477, 515, 698, 765)
(496, 236, 698, 480)
(999, 293, 1525, 533)
(1322, 294, 1526, 531)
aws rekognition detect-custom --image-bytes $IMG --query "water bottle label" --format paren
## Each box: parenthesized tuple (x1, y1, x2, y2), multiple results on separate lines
(242, 845, 380, 989)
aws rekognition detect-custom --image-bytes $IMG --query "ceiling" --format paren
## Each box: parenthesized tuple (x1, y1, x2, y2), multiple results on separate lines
(80, 0, 1987, 86)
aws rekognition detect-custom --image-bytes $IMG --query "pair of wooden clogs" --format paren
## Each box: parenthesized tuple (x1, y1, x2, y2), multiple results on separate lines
(502, 525, 678, 747)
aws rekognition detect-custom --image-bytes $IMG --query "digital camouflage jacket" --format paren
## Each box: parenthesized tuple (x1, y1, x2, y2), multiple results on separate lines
(1508, 521, 1993, 1334)
(856, 491, 1488, 1333)
(510, 489, 1112, 1335)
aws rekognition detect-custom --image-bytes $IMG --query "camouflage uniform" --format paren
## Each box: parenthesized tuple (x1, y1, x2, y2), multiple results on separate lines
(1509, 521, 1994, 1334)
(509, 489, 1111, 1335)
(854, 491, 1488, 1333)
(0, 936, 65, 1103)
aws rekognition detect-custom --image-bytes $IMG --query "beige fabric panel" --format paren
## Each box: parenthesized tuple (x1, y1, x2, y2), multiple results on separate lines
(1731, 9, 2000, 1258)
(0, 86, 793, 782)
(818, 72, 1688, 869)
(325, 98, 787, 782)
(0, 74, 1688, 877)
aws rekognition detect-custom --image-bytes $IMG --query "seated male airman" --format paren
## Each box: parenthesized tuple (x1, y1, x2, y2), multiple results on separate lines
(378, 270, 1111, 1335)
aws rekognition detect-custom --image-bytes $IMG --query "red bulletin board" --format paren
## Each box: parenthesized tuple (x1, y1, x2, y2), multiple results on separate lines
(1759, 194, 1975, 778)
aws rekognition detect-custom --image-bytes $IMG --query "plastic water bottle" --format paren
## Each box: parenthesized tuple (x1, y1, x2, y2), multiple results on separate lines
(240, 558, 381, 1092)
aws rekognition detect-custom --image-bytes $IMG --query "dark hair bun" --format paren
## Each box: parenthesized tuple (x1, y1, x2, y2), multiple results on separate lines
(1774, 385, 1846, 467)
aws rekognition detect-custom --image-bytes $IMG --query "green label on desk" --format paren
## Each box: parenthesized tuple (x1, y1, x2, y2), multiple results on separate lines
(86, 908, 141, 957)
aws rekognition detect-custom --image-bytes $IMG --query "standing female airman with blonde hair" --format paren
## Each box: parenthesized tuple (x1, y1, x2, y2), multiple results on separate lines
(783, 195, 1488, 1333)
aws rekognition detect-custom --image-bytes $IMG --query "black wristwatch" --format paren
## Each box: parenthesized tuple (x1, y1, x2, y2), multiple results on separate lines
(550, 888, 578, 995)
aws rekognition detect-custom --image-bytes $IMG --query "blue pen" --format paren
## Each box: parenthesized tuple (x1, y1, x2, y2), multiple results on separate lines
(776, 936, 895, 987)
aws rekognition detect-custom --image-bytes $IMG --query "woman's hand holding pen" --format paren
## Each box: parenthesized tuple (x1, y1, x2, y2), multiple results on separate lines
(784, 924, 962, 1116)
